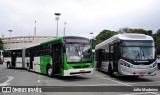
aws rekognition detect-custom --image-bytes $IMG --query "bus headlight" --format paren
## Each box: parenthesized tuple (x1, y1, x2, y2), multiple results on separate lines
(120, 61, 131, 68)
(153, 63, 157, 68)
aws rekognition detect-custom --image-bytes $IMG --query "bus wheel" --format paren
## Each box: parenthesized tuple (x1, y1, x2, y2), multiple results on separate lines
(158, 64, 160, 70)
(108, 64, 114, 77)
(47, 65, 53, 77)
(7, 62, 10, 69)
(27, 63, 30, 71)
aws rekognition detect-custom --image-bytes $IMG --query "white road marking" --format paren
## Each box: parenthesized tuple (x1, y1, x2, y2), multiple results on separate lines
(119, 92, 158, 95)
(95, 75, 131, 86)
(77, 83, 120, 86)
(37, 79, 52, 83)
(0, 76, 14, 86)
(126, 81, 160, 85)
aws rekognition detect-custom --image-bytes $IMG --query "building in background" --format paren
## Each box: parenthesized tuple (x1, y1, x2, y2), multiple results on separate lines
(2, 36, 56, 49)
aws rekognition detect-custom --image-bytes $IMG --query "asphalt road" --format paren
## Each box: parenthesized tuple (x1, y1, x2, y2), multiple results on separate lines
(0, 64, 160, 95)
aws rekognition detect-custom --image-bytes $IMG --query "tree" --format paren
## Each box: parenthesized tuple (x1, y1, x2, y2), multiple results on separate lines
(156, 37, 160, 55)
(154, 29, 160, 55)
(128, 29, 149, 35)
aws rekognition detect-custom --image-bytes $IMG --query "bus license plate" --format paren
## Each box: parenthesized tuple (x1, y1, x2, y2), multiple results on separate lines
(80, 70, 85, 72)
(139, 72, 145, 76)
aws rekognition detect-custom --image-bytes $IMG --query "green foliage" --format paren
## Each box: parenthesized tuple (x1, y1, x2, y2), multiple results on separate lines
(96, 30, 117, 41)
(128, 29, 152, 35)
(118, 27, 153, 36)
(156, 37, 160, 55)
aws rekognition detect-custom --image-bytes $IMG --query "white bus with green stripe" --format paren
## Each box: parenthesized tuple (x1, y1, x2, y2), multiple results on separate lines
(4, 36, 94, 76)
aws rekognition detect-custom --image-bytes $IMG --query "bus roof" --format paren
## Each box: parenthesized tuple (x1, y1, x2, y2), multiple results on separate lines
(25, 36, 89, 49)
(95, 33, 153, 50)
(40, 36, 89, 45)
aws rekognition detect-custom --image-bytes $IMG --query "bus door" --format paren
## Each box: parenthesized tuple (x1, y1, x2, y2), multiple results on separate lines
(96, 49, 103, 69)
(110, 43, 120, 72)
(11, 51, 16, 67)
(52, 43, 62, 74)
(30, 49, 34, 69)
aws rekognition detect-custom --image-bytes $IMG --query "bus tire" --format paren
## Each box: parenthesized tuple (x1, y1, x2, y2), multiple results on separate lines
(47, 65, 53, 77)
(108, 64, 114, 77)
(7, 62, 11, 69)
(27, 63, 30, 71)
(158, 64, 160, 70)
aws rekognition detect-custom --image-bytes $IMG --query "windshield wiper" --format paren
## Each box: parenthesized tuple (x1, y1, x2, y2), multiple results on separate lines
(141, 49, 145, 60)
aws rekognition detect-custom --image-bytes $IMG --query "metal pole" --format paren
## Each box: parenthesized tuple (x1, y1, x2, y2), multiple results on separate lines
(90, 32, 93, 49)
(54, 13, 61, 38)
(56, 19, 58, 37)
(64, 26, 65, 36)
(64, 22, 67, 36)
(34, 20, 36, 36)
(8, 30, 12, 37)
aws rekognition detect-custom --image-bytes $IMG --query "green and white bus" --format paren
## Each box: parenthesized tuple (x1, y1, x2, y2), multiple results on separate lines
(4, 36, 94, 76)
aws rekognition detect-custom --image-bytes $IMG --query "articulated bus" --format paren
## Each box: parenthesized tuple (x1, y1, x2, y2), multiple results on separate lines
(95, 33, 157, 76)
(4, 36, 94, 76)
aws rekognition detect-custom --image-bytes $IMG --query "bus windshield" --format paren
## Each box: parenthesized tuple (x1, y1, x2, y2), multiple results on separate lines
(66, 43, 92, 63)
(122, 40, 155, 60)
(122, 47, 154, 60)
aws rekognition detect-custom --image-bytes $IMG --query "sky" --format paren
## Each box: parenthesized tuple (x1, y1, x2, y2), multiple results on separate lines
(0, 0, 160, 38)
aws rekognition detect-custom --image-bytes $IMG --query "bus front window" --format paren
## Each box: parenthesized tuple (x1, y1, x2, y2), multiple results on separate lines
(122, 40, 155, 60)
(122, 47, 154, 60)
(66, 44, 92, 63)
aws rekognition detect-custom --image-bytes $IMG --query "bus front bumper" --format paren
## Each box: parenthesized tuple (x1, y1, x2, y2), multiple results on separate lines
(119, 66, 157, 76)
(63, 68, 94, 76)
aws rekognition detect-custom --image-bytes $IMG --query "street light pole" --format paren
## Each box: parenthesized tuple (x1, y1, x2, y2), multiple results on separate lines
(90, 32, 93, 48)
(8, 30, 12, 37)
(64, 22, 67, 36)
(34, 20, 36, 36)
(55, 13, 61, 38)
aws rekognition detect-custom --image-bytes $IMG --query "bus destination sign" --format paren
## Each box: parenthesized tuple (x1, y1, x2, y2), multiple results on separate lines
(65, 39, 89, 43)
